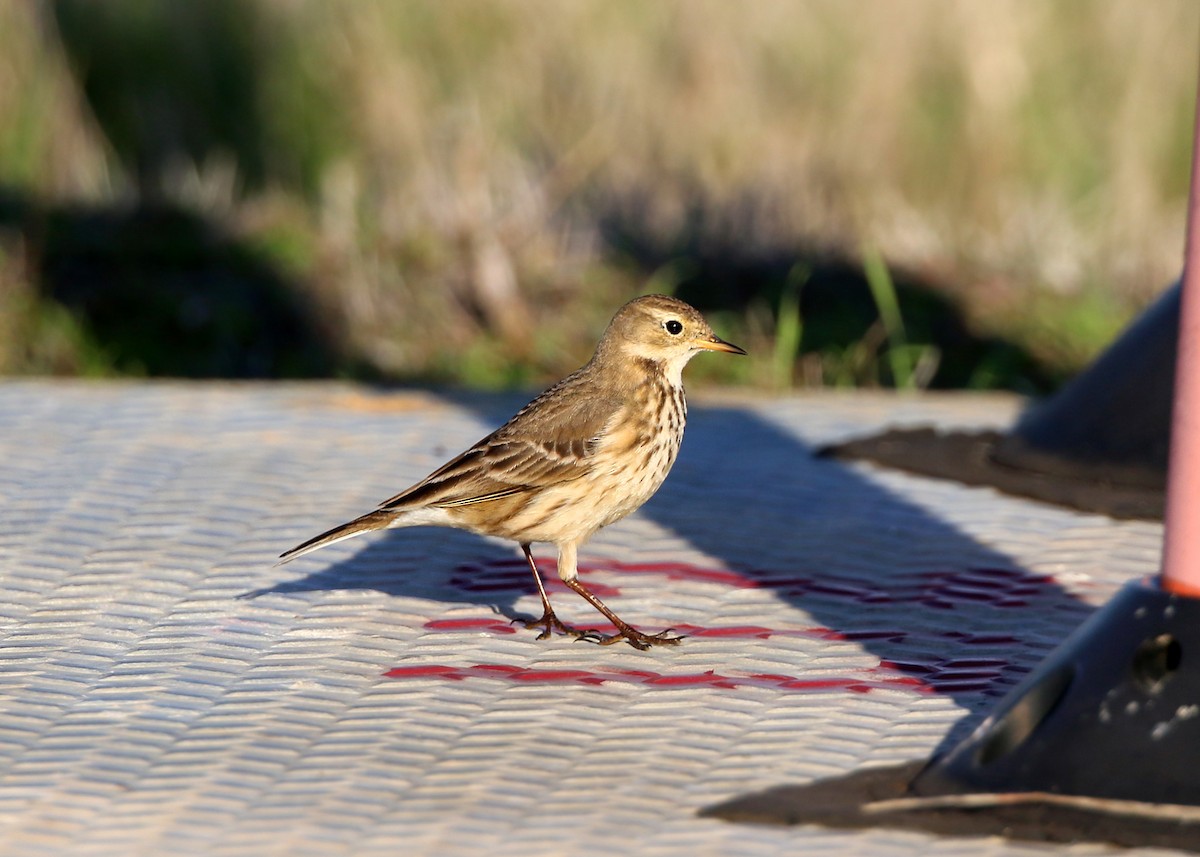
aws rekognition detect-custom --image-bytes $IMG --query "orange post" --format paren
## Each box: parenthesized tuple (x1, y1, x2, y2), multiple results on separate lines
(1161, 61, 1200, 598)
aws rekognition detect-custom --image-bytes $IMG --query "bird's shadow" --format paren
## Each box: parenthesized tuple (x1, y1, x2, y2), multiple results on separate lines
(240, 525, 523, 612)
(249, 390, 1097, 755)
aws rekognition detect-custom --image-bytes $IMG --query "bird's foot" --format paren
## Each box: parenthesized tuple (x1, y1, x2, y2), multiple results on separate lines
(581, 626, 685, 651)
(518, 609, 589, 641)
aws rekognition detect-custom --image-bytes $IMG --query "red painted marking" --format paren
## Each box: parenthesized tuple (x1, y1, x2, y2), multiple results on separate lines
(422, 619, 923, 645)
(958, 634, 1020, 645)
(932, 670, 1001, 681)
(451, 557, 1082, 613)
(841, 630, 907, 641)
(644, 671, 735, 688)
(424, 618, 1037, 656)
(384, 663, 937, 694)
(512, 669, 608, 684)
(748, 672, 796, 683)
(387, 665, 469, 680)
(424, 558, 1083, 699)
(412, 617, 1035, 697)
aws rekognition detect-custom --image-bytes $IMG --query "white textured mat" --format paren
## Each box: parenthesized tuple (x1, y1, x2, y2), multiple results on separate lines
(0, 382, 1166, 855)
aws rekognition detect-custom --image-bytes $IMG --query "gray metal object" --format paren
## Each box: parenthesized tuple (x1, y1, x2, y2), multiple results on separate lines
(912, 579, 1200, 804)
(0, 382, 1165, 855)
(992, 283, 1178, 490)
(822, 283, 1179, 521)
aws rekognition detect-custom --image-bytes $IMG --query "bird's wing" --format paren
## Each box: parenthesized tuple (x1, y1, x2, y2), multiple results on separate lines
(378, 374, 623, 511)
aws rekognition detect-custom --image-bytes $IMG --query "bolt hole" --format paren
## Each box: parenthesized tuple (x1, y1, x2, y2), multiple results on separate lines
(1133, 634, 1181, 691)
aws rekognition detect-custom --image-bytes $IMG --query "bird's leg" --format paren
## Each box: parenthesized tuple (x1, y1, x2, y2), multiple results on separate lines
(554, 543, 682, 650)
(563, 578, 683, 650)
(517, 544, 588, 639)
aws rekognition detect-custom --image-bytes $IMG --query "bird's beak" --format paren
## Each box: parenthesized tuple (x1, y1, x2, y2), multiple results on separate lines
(695, 335, 747, 355)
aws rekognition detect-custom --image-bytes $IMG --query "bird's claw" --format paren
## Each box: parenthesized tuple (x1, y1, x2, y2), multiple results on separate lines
(585, 627, 685, 650)
(516, 611, 684, 650)
(517, 610, 589, 640)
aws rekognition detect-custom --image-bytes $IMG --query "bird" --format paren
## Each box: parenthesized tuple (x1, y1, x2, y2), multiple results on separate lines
(278, 294, 745, 649)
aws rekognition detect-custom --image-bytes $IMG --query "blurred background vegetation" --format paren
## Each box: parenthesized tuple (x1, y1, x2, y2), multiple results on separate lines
(0, 0, 1195, 392)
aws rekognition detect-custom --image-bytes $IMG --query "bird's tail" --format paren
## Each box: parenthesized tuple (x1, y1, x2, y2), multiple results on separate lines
(277, 509, 396, 565)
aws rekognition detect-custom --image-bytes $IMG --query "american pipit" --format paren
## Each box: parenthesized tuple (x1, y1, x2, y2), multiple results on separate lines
(279, 294, 744, 649)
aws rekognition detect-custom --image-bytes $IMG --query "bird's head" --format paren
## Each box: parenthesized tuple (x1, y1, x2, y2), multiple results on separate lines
(598, 294, 745, 382)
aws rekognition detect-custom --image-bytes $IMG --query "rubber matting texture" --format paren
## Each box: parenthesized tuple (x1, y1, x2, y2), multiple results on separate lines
(0, 382, 1165, 855)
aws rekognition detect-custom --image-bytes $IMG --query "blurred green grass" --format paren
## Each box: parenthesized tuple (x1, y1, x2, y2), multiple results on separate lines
(0, 0, 1194, 391)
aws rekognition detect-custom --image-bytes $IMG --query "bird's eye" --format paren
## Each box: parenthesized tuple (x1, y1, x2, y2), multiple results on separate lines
(664, 319, 683, 335)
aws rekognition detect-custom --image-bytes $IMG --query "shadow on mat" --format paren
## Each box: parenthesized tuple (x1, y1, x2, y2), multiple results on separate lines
(252, 391, 1096, 755)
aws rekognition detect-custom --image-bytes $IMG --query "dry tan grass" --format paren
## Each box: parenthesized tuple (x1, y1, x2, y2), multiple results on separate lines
(1, 1, 1196, 384)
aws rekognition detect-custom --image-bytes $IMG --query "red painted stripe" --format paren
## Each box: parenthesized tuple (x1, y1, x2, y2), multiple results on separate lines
(449, 557, 1084, 611)
(384, 663, 975, 695)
